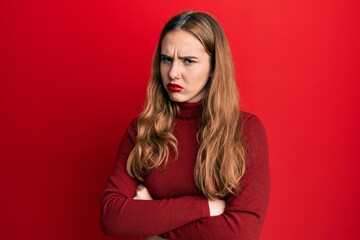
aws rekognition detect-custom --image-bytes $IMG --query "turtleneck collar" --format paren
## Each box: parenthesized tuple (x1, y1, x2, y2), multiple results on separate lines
(176, 101, 203, 119)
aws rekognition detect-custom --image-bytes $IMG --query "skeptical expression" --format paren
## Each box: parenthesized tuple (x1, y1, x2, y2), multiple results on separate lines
(160, 30, 212, 103)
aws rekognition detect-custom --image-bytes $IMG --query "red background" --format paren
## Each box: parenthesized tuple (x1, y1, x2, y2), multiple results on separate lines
(1, 0, 360, 239)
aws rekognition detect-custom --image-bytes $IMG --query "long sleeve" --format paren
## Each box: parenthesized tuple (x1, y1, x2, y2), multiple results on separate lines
(161, 114, 270, 240)
(100, 119, 210, 238)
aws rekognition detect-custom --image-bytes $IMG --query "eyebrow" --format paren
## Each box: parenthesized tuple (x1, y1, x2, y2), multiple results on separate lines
(160, 53, 199, 60)
(180, 55, 199, 59)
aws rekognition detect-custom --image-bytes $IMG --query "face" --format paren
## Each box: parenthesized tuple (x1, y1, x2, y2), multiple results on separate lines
(160, 30, 212, 103)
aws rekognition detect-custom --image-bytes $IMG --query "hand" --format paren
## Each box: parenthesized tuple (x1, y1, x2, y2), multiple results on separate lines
(208, 199, 225, 216)
(133, 184, 153, 200)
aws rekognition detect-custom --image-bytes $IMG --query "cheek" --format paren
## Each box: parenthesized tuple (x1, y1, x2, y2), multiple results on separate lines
(194, 62, 211, 76)
(160, 65, 168, 79)
(197, 70, 211, 89)
(193, 67, 211, 84)
(159, 65, 166, 83)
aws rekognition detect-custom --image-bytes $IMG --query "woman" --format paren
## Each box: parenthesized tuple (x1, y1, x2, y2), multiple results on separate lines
(101, 11, 269, 240)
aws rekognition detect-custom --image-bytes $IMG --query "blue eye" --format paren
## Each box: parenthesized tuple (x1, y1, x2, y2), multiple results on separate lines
(161, 55, 172, 63)
(184, 58, 196, 65)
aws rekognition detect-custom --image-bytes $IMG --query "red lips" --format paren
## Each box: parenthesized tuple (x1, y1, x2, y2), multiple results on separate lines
(167, 83, 183, 92)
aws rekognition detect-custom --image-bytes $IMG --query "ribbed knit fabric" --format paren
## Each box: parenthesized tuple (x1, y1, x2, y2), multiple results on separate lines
(101, 101, 270, 240)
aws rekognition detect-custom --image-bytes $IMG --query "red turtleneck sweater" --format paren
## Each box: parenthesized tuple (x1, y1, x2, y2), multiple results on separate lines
(101, 101, 270, 240)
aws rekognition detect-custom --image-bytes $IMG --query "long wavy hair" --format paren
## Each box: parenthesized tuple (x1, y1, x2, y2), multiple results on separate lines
(126, 11, 245, 199)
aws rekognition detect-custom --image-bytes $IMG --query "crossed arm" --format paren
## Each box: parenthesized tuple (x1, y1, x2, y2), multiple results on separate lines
(101, 114, 269, 239)
(100, 128, 226, 238)
(134, 185, 226, 240)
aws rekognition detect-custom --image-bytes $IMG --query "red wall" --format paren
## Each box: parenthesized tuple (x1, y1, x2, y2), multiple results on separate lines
(1, 0, 359, 239)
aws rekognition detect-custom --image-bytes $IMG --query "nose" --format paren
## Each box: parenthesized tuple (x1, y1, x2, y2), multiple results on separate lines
(168, 61, 181, 80)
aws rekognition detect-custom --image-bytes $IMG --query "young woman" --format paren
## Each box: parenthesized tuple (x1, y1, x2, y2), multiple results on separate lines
(101, 11, 270, 240)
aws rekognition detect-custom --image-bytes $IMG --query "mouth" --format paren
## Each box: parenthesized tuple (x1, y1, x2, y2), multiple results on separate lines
(167, 83, 183, 93)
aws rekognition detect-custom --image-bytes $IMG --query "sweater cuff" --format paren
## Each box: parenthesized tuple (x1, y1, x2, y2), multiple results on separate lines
(200, 196, 210, 217)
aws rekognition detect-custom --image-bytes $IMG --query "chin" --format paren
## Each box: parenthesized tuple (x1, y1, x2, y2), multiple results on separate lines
(168, 93, 187, 103)
(170, 98, 186, 103)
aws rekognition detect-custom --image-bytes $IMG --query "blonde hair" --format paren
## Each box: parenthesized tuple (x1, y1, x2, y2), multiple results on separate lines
(126, 11, 245, 199)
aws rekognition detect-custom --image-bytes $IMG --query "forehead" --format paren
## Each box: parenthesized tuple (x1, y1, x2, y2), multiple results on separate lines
(161, 30, 207, 55)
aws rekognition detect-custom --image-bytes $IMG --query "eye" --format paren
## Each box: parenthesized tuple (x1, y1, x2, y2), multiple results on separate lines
(160, 55, 172, 64)
(184, 58, 196, 65)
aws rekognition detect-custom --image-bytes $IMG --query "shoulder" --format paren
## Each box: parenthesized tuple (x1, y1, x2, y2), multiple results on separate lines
(125, 117, 139, 143)
(240, 111, 268, 157)
(240, 111, 266, 134)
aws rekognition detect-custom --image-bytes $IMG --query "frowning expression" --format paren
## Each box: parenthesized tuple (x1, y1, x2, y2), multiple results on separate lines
(160, 30, 212, 103)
